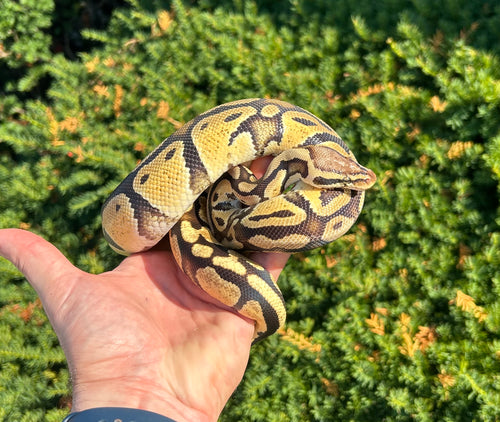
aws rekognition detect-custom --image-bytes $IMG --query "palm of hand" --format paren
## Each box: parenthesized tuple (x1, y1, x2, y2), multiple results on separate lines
(0, 228, 289, 421)
(61, 248, 255, 420)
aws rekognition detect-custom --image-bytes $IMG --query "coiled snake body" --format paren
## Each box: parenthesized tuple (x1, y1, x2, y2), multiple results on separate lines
(102, 98, 376, 341)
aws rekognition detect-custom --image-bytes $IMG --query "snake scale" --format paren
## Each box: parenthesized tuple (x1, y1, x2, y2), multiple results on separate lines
(102, 98, 376, 342)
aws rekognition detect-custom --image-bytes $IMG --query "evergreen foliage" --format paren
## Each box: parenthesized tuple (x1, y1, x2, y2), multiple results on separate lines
(0, 0, 54, 92)
(0, 0, 499, 420)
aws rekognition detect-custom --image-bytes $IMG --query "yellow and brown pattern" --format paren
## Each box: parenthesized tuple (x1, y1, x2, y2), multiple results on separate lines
(102, 98, 376, 341)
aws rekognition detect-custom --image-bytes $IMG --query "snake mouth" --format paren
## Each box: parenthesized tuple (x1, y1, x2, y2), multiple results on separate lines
(309, 167, 377, 191)
(351, 167, 377, 191)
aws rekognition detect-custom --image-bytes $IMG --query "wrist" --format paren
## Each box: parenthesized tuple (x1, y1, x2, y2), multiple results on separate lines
(71, 379, 212, 422)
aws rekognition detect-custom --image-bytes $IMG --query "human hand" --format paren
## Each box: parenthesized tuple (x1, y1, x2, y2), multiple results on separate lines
(0, 159, 290, 422)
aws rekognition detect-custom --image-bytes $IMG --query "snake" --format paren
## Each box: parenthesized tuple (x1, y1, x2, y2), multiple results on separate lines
(102, 98, 376, 342)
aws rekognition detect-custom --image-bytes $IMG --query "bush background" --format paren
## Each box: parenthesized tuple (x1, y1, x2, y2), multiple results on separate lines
(1, 0, 499, 420)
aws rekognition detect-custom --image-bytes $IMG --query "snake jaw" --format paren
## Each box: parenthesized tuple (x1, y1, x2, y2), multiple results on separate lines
(354, 166, 377, 191)
(335, 165, 377, 192)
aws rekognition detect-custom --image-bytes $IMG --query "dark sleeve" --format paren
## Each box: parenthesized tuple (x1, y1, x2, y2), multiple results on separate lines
(62, 407, 178, 422)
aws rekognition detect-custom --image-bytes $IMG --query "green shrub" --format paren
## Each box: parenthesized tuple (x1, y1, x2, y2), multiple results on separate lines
(0, 0, 499, 420)
(0, 0, 54, 92)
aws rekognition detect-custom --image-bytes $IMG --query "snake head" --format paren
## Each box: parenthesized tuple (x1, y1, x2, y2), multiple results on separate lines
(304, 144, 377, 191)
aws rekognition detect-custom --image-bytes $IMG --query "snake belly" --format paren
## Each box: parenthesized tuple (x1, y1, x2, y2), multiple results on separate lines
(102, 98, 376, 342)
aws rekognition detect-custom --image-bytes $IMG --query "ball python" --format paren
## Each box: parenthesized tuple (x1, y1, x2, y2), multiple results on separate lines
(102, 98, 376, 342)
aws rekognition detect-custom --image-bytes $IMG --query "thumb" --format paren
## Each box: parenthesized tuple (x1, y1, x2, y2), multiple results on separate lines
(0, 228, 81, 310)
